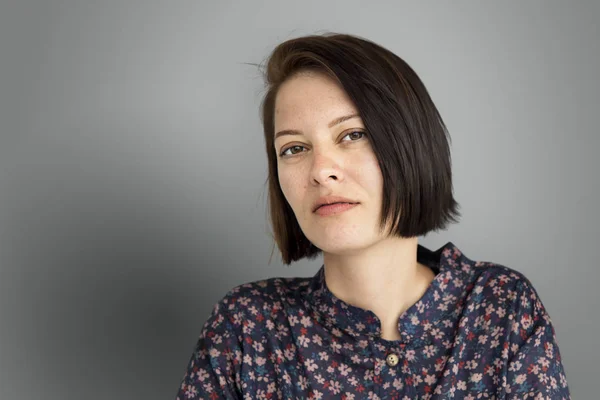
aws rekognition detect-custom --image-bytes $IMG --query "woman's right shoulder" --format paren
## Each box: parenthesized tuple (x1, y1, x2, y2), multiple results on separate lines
(202, 274, 313, 333)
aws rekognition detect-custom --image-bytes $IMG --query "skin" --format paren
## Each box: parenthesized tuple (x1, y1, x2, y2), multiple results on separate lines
(273, 71, 436, 341)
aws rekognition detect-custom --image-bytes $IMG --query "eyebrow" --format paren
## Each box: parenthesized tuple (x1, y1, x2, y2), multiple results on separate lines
(274, 113, 360, 141)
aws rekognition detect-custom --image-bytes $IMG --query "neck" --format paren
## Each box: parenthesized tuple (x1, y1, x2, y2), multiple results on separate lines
(322, 236, 436, 340)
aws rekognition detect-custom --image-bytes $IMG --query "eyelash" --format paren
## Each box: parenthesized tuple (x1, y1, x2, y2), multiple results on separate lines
(279, 131, 367, 158)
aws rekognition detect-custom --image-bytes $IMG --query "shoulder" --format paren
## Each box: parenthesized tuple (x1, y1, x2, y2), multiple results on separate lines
(468, 257, 530, 284)
(202, 273, 313, 335)
(452, 258, 560, 363)
(460, 259, 552, 332)
(439, 243, 544, 311)
(226, 273, 312, 309)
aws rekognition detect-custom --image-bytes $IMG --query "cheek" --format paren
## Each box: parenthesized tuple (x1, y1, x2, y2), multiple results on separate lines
(355, 154, 383, 192)
(277, 167, 306, 207)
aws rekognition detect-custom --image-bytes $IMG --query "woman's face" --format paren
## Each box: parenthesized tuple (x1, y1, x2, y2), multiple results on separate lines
(273, 71, 387, 254)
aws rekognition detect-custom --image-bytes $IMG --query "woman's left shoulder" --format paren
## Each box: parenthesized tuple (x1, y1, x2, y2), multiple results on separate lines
(472, 259, 535, 285)
(442, 242, 543, 303)
(464, 259, 548, 312)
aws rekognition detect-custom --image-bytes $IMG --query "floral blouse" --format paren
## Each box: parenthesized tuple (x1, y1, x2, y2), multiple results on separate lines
(176, 242, 570, 399)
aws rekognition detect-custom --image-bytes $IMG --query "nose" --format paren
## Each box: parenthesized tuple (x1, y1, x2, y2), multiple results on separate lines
(310, 151, 343, 186)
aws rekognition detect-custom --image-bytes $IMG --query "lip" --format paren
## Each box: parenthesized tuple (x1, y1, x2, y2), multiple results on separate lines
(314, 202, 359, 216)
(312, 195, 359, 213)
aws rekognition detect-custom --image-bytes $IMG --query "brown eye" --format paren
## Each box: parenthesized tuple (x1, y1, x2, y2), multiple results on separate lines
(280, 145, 307, 157)
(341, 131, 366, 142)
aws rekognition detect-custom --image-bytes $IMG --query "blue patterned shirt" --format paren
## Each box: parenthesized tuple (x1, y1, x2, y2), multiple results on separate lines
(176, 242, 570, 399)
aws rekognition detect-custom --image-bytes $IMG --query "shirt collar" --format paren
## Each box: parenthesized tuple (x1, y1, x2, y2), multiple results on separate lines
(305, 241, 476, 346)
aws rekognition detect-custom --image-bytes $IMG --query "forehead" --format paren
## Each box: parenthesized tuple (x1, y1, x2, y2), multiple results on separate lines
(274, 72, 358, 128)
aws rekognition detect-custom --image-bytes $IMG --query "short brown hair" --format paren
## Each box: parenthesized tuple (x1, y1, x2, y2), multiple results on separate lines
(259, 32, 461, 265)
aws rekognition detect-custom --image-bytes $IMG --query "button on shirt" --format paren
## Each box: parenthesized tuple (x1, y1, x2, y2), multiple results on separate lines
(176, 242, 571, 399)
(385, 353, 399, 367)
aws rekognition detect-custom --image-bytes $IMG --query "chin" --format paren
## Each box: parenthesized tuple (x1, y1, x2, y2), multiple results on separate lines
(301, 219, 377, 253)
(318, 242, 372, 257)
(309, 234, 372, 255)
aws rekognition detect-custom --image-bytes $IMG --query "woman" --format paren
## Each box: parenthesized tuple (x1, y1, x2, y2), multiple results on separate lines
(176, 33, 570, 399)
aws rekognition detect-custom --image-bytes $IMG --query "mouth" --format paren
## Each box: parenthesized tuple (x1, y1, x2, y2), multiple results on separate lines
(314, 202, 359, 216)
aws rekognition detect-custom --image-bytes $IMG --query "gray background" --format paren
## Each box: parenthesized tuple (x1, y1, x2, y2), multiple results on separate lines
(0, 1, 597, 399)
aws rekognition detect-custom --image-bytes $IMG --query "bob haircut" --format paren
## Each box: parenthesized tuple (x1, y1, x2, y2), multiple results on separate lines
(259, 32, 461, 265)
